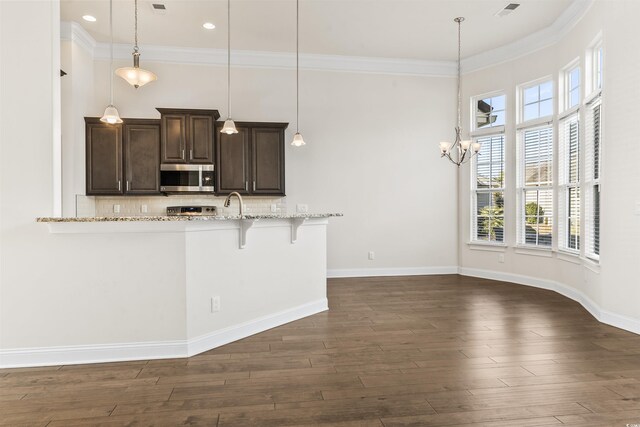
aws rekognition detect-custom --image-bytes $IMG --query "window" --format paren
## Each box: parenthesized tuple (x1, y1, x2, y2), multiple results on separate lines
(475, 94, 505, 130)
(559, 114, 580, 251)
(565, 66, 581, 109)
(518, 126, 553, 247)
(521, 80, 553, 122)
(592, 42, 603, 92)
(472, 135, 505, 243)
(585, 100, 602, 259)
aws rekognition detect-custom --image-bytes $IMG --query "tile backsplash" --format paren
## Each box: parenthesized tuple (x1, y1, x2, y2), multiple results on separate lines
(76, 195, 286, 217)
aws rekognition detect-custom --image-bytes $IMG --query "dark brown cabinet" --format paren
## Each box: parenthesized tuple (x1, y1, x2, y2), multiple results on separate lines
(215, 122, 287, 196)
(157, 109, 219, 164)
(124, 120, 161, 194)
(85, 118, 160, 196)
(86, 119, 123, 195)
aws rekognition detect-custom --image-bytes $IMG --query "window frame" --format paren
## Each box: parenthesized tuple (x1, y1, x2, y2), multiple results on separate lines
(561, 59, 581, 114)
(517, 77, 554, 127)
(470, 90, 507, 136)
(558, 113, 581, 254)
(470, 133, 506, 245)
(584, 96, 602, 262)
(516, 123, 555, 249)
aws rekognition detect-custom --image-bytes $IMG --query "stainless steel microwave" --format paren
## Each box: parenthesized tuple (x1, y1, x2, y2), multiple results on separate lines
(160, 164, 214, 193)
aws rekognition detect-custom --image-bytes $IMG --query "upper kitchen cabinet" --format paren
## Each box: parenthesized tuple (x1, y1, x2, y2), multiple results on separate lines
(215, 121, 287, 196)
(157, 108, 220, 164)
(85, 118, 161, 196)
(86, 119, 123, 195)
(123, 119, 161, 194)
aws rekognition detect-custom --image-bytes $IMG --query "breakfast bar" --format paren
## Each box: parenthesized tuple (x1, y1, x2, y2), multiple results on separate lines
(13, 213, 342, 367)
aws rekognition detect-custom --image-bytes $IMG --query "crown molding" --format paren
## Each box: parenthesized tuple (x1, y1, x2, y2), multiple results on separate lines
(60, 0, 595, 77)
(461, 0, 595, 73)
(60, 21, 96, 55)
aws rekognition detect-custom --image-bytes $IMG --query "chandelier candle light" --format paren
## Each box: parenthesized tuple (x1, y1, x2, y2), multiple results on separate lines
(439, 17, 481, 166)
(100, 0, 123, 124)
(116, 0, 157, 89)
(220, 0, 238, 135)
(291, 0, 305, 147)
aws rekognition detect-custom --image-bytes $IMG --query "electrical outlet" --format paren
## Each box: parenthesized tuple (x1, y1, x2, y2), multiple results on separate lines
(113, 204, 120, 213)
(271, 204, 277, 213)
(498, 253, 505, 263)
(211, 296, 221, 313)
(296, 204, 308, 213)
(140, 204, 148, 214)
(368, 251, 375, 260)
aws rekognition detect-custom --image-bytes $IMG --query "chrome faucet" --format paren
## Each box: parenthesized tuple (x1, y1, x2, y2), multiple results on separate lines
(224, 192, 244, 216)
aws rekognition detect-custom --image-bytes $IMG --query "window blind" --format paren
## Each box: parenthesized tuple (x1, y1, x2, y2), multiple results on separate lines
(559, 114, 580, 251)
(585, 101, 601, 258)
(473, 135, 505, 243)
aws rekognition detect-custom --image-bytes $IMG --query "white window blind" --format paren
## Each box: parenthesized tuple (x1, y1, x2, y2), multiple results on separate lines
(585, 100, 601, 259)
(559, 114, 580, 251)
(518, 126, 553, 246)
(472, 135, 505, 243)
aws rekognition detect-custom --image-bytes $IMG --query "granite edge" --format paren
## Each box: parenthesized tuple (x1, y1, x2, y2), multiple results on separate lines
(37, 213, 344, 223)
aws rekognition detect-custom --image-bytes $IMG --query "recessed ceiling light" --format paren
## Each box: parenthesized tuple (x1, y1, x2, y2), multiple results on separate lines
(82, 15, 97, 22)
(203, 22, 216, 30)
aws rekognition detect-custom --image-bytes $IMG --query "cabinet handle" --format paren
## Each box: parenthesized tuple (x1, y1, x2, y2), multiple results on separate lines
(253, 181, 256, 191)
(126, 181, 130, 191)
(190, 149, 193, 160)
(118, 180, 121, 191)
(182, 149, 185, 160)
(245, 181, 248, 192)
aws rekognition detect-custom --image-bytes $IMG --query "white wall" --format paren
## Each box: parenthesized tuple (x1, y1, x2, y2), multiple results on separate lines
(458, 1, 640, 327)
(83, 56, 460, 272)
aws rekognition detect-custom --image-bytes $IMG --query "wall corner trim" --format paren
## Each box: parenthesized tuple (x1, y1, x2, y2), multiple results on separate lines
(0, 298, 328, 369)
(459, 267, 640, 336)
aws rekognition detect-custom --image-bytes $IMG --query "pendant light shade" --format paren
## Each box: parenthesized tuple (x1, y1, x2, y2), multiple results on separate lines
(115, 0, 157, 89)
(100, 0, 122, 125)
(291, 0, 305, 146)
(291, 132, 305, 147)
(221, 0, 238, 134)
(221, 119, 238, 135)
(100, 105, 123, 124)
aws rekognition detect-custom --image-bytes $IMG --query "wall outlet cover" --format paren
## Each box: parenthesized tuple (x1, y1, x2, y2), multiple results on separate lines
(296, 204, 309, 213)
(113, 204, 120, 213)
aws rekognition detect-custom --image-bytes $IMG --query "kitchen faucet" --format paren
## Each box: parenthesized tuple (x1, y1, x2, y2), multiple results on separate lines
(224, 192, 244, 216)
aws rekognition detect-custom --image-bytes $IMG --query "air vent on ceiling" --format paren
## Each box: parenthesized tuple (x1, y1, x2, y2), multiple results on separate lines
(150, 3, 167, 15)
(495, 3, 520, 17)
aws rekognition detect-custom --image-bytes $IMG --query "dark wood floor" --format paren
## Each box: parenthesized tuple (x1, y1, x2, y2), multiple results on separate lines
(2, 275, 640, 426)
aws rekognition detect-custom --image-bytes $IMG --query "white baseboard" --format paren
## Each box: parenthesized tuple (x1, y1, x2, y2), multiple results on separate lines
(459, 267, 640, 336)
(327, 266, 459, 278)
(187, 298, 328, 356)
(0, 298, 328, 369)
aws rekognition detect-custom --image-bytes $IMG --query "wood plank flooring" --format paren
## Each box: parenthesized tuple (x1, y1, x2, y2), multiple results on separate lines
(2, 275, 640, 426)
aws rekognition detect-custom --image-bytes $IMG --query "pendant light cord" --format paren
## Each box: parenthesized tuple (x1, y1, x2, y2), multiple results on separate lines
(134, 0, 139, 52)
(296, 0, 299, 133)
(227, 0, 231, 120)
(109, 0, 114, 105)
(456, 17, 462, 130)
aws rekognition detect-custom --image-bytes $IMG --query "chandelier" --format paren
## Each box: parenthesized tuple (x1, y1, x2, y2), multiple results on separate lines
(439, 17, 481, 166)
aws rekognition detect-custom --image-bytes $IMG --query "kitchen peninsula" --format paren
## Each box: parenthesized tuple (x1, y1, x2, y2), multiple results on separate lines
(20, 212, 342, 367)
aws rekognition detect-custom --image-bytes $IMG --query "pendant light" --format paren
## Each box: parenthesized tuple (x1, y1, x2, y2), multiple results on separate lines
(220, 0, 238, 134)
(290, 0, 305, 147)
(439, 17, 480, 166)
(115, 0, 157, 89)
(100, 0, 123, 124)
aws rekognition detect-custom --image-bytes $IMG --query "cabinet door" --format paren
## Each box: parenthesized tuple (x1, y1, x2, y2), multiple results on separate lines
(86, 122, 123, 195)
(188, 115, 214, 163)
(216, 125, 250, 194)
(124, 123, 161, 194)
(251, 127, 285, 195)
(161, 114, 187, 163)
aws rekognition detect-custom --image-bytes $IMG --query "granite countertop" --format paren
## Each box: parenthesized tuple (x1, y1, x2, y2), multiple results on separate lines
(37, 213, 343, 223)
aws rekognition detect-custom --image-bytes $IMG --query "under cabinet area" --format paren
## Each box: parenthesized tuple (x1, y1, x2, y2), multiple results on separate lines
(157, 108, 219, 164)
(216, 122, 287, 196)
(86, 118, 161, 196)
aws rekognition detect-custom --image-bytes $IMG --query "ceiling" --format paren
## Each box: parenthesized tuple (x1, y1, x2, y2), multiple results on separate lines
(61, 0, 575, 61)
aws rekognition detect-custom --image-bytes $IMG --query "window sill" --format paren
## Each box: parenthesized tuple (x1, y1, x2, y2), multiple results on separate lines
(469, 125, 505, 138)
(467, 242, 507, 252)
(516, 116, 553, 130)
(582, 256, 601, 273)
(514, 245, 553, 257)
(559, 105, 580, 120)
(584, 90, 601, 105)
(556, 250, 581, 264)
